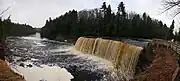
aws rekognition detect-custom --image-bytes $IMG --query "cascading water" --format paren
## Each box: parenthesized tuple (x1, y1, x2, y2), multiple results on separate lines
(7, 34, 121, 81)
(74, 37, 143, 80)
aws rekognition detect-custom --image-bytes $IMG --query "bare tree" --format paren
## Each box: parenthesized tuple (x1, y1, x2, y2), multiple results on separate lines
(0, 6, 11, 17)
(163, 0, 180, 18)
(0, 5, 11, 17)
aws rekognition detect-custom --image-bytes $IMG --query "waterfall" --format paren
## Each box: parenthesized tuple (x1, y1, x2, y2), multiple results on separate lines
(74, 37, 143, 80)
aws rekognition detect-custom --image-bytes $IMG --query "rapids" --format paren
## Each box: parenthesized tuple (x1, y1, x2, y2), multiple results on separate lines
(5, 33, 118, 81)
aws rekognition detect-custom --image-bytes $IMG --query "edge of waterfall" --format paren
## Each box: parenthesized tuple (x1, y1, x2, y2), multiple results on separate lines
(74, 37, 145, 80)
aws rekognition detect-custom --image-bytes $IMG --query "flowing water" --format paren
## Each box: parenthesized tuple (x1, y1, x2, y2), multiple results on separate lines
(6, 33, 118, 81)
(74, 37, 143, 80)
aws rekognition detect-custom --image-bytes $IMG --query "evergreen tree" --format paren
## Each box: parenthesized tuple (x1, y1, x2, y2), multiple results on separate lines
(101, 2, 107, 17)
(169, 20, 175, 40)
(40, 1, 172, 41)
(49, 17, 52, 22)
(106, 5, 112, 21)
(142, 13, 147, 21)
(118, 2, 126, 19)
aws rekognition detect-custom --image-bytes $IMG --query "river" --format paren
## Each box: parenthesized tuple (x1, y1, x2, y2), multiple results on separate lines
(5, 33, 118, 81)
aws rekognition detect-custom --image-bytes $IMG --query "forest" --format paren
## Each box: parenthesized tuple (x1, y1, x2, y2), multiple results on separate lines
(0, 17, 36, 41)
(40, 2, 177, 41)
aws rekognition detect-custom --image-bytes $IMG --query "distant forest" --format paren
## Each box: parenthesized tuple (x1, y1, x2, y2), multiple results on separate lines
(0, 17, 36, 41)
(40, 2, 177, 41)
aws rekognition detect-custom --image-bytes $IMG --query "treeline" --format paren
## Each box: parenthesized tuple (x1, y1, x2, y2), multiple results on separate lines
(8, 23, 36, 36)
(0, 17, 36, 41)
(41, 2, 174, 41)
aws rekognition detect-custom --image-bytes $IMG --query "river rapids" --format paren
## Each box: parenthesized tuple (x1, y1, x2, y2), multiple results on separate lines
(5, 33, 119, 81)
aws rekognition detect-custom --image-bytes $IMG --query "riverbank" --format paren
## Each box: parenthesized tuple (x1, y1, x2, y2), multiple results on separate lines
(132, 46, 179, 81)
(145, 47, 179, 81)
(0, 59, 25, 81)
(0, 43, 25, 81)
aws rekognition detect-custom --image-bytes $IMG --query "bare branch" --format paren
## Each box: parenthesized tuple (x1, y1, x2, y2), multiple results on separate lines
(173, 9, 180, 18)
(0, 5, 11, 17)
(162, 0, 180, 18)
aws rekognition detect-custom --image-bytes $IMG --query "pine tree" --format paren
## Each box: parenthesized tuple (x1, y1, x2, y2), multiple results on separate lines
(101, 2, 107, 17)
(169, 20, 175, 40)
(118, 2, 126, 19)
(40, 1, 172, 40)
(142, 13, 147, 21)
(106, 5, 112, 21)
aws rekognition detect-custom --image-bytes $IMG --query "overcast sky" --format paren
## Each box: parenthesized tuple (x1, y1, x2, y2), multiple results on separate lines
(0, 0, 178, 30)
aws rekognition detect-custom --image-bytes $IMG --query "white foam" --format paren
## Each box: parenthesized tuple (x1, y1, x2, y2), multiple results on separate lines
(70, 48, 114, 71)
(11, 64, 74, 81)
(35, 42, 46, 46)
(21, 36, 47, 41)
(50, 47, 72, 53)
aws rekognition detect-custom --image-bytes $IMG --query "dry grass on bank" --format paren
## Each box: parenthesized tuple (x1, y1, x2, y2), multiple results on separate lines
(0, 59, 25, 81)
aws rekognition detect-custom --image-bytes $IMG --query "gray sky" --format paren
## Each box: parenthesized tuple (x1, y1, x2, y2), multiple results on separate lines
(0, 0, 177, 30)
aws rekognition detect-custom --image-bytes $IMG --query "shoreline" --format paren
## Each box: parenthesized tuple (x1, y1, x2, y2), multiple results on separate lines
(0, 58, 25, 81)
(0, 43, 25, 81)
(2, 36, 180, 81)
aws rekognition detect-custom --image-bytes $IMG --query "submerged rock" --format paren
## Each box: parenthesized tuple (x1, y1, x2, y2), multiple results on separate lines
(27, 64, 33, 68)
(20, 63, 25, 67)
